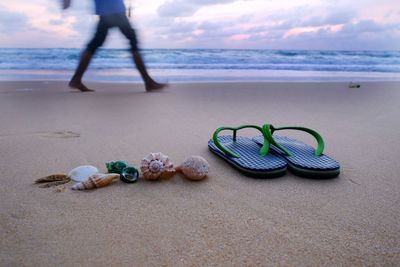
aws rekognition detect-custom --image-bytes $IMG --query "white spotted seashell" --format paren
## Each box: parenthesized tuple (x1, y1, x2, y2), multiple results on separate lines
(68, 165, 99, 182)
(140, 152, 176, 180)
(176, 156, 210, 181)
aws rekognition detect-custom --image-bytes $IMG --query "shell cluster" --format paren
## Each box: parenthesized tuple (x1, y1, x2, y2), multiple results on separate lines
(36, 154, 210, 191)
(140, 153, 210, 181)
(71, 173, 120, 190)
(140, 152, 176, 180)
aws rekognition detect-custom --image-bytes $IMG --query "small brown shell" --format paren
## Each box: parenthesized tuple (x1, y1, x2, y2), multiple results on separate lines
(35, 174, 71, 188)
(176, 156, 210, 181)
(35, 174, 69, 183)
(140, 152, 176, 180)
(71, 173, 120, 190)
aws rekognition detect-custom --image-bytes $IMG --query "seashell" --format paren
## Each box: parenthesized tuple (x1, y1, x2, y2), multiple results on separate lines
(71, 173, 120, 190)
(35, 174, 69, 184)
(68, 165, 99, 182)
(140, 152, 176, 180)
(120, 166, 139, 183)
(35, 174, 71, 188)
(176, 156, 210, 181)
(38, 180, 71, 188)
(106, 160, 128, 174)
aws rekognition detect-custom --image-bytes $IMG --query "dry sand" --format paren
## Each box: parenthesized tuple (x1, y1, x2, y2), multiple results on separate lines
(0, 81, 399, 266)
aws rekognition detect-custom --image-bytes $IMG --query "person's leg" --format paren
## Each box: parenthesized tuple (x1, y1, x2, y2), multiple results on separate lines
(69, 50, 95, 92)
(116, 14, 166, 91)
(132, 51, 167, 91)
(69, 18, 109, 92)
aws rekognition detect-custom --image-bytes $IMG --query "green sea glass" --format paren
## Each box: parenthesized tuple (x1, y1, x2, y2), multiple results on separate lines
(106, 160, 128, 174)
(120, 166, 139, 183)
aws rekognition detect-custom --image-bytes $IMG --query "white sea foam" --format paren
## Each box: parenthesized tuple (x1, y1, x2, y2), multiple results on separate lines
(0, 48, 399, 81)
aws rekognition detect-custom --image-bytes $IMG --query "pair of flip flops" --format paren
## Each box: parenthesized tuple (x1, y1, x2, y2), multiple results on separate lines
(208, 124, 340, 179)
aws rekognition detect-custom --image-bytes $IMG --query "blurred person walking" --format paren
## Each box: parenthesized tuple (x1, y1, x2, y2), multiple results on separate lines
(63, 0, 166, 92)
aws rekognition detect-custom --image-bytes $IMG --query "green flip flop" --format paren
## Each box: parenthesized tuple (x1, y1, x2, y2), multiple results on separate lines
(252, 124, 340, 178)
(208, 125, 287, 178)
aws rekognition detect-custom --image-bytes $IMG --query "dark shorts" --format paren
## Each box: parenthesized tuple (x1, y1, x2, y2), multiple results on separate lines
(86, 13, 139, 53)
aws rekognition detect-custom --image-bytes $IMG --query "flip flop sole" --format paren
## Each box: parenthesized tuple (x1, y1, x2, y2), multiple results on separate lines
(253, 135, 340, 179)
(208, 136, 287, 178)
(286, 162, 340, 179)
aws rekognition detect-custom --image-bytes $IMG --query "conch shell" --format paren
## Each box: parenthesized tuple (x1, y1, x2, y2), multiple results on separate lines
(176, 156, 210, 181)
(140, 152, 176, 180)
(71, 173, 120, 190)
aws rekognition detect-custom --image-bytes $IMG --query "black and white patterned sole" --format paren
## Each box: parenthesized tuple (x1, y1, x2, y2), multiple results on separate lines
(208, 135, 287, 178)
(253, 135, 340, 179)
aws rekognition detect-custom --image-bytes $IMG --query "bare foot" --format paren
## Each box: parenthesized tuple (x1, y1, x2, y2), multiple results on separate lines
(69, 80, 94, 92)
(145, 81, 168, 92)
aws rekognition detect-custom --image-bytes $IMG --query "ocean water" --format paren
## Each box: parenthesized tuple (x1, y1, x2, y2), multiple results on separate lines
(0, 48, 399, 82)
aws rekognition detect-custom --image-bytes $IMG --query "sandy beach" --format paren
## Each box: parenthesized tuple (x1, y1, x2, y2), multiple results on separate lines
(0, 81, 399, 266)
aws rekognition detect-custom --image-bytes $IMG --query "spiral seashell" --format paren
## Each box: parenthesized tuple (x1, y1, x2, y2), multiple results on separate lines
(140, 152, 175, 180)
(71, 173, 120, 190)
(176, 156, 210, 181)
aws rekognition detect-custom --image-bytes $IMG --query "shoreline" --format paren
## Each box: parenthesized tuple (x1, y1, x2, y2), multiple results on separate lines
(1, 69, 399, 83)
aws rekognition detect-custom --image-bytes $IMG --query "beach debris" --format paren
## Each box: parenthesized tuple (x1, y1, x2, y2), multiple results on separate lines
(140, 152, 176, 180)
(71, 173, 120, 190)
(176, 156, 210, 181)
(106, 160, 128, 174)
(120, 166, 140, 183)
(35, 174, 71, 188)
(349, 82, 361, 88)
(68, 165, 99, 182)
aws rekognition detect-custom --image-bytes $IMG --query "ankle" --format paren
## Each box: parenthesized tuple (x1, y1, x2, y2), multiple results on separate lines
(70, 75, 81, 82)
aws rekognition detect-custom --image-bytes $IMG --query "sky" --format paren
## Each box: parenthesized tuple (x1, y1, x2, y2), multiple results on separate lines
(0, 0, 399, 50)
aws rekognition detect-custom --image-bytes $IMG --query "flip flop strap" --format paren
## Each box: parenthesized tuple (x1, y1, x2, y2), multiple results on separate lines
(213, 125, 270, 158)
(264, 124, 325, 156)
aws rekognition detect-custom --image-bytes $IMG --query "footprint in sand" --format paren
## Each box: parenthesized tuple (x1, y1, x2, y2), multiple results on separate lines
(0, 131, 80, 139)
(40, 131, 81, 139)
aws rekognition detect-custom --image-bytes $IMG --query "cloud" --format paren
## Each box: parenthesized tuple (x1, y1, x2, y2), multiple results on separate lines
(303, 9, 355, 27)
(0, 7, 30, 34)
(157, 0, 239, 17)
(341, 20, 393, 34)
(263, 19, 400, 50)
(1, 0, 399, 50)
